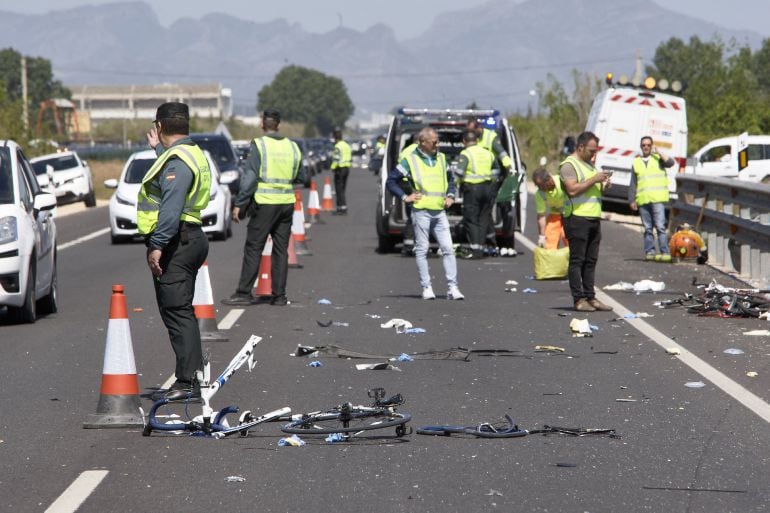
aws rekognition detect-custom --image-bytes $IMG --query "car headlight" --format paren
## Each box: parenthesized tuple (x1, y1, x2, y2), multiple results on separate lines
(116, 194, 136, 207)
(0, 216, 18, 245)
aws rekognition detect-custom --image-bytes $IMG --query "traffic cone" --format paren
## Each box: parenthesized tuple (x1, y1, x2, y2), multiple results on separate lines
(288, 234, 303, 269)
(83, 285, 144, 429)
(307, 179, 322, 223)
(292, 190, 312, 256)
(193, 262, 228, 342)
(252, 237, 273, 297)
(321, 176, 335, 212)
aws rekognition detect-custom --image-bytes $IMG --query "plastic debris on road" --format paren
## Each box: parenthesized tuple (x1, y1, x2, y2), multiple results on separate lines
(723, 348, 745, 355)
(505, 280, 519, 286)
(398, 353, 414, 362)
(332, 321, 349, 327)
(316, 319, 333, 327)
(402, 327, 426, 334)
(747, 371, 759, 378)
(623, 312, 653, 319)
(604, 281, 633, 291)
(744, 330, 770, 336)
(485, 490, 503, 497)
(666, 347, 681, 355)
(355, 362, 402, 371)
(224, 476, 246, 483)
(570, 318, 593, 337)
(380, 318, 413, 330)
(325, 433, 346, 443)
(522, 288, 537, 293)
(685, 381, 706, 388)
(365, 314, 382, 319)
(307, 361, 323, 367)
(505, 287, 518, 293)
(278, 434, 306, 447)
(317, 298, 332, 305)
(604, 280, 665, 292)
(535, 345, 565, 353)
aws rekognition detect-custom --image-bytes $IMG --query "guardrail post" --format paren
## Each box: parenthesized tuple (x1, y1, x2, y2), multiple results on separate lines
(761, 213, 770, 289)
(707, 197, 722, 266)
(722, 200, 736, 273)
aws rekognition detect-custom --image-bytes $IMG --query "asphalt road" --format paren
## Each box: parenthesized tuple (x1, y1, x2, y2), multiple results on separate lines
(2, 168, 769, 513)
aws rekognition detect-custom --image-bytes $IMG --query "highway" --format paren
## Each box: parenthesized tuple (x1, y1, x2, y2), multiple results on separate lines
(2, 167, 769, 513)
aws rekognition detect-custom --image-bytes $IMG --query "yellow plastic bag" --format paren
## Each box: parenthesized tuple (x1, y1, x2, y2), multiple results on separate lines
(533, 246, 569, 280)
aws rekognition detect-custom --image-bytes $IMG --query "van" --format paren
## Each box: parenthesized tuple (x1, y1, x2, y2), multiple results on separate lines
(685, 135, 770, 183)
(584, 84, 688, 205)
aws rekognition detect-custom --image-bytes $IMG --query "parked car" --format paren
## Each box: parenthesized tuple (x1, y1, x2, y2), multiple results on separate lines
(308, 138, 334, 170)
(104, 149, 232, 244)
(30, 150, 96, 207)
(375, 108, 526, 253)
(30, 160, 56, 195)
(685, 134, 770, 184)
(291, 138, 319, 187)
(0, 140, 58, 323)
(189, 134, 242, 195)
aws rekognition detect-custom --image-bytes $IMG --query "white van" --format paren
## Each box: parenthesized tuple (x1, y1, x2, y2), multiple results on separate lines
(685, 135, 770, 184)
(584, 85, 688, 205)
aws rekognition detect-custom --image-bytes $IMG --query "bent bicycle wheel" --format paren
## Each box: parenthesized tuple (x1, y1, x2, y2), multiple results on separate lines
(281, 410, 411, 435)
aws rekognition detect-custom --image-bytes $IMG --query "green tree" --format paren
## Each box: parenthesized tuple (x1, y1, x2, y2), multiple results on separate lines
(257, 65, 354, 137)
(0, 83, 25, 142)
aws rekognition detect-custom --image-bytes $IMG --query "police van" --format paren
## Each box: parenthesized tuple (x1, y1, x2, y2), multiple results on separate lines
(584, 76, 688, 206)
(374, 108, 526, 253)
(685, 134, 770, 184)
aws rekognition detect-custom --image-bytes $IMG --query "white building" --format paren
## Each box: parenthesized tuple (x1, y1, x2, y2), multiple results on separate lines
(70, 83, 233, 120)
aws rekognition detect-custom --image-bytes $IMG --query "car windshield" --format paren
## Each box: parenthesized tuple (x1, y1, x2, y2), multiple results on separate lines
(191, 138, 237, 171)
(0, 148, 12, 204)
(33, 154, 79, 172)
(125, 158, 154, 184)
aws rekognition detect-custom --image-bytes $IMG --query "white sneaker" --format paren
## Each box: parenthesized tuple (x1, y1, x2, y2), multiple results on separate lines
(447, 286, 465, 300)
(422, 287, 436, 300)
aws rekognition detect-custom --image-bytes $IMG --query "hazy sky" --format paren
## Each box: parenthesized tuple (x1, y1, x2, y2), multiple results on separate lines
(3, 0, 769, 39)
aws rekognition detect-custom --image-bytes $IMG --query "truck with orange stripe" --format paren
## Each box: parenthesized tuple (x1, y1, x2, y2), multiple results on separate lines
(584, 80, 688, 207)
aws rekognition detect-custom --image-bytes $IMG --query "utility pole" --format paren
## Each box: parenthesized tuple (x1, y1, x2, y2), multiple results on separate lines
(21, 55, 29, 134)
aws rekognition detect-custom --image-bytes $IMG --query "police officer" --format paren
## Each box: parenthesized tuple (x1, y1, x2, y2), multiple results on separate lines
(223, 110, 302, 307)
(559, 131, 612, 312)
(454, 130, 496, 259)
(141, 102, 211, 402)
(331, 128, 352, 214)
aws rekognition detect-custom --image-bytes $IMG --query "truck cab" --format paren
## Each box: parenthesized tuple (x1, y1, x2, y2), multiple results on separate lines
(685, 135, 770, 183)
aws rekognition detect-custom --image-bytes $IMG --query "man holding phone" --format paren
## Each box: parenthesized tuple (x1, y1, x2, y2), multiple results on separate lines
(629, 135, 675, 262)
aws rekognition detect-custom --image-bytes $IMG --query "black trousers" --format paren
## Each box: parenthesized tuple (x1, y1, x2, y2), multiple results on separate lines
(562, 215, 601, 302)
(235, 203, 293, 297)
(334, 167, 350, 208)
(462, 182, 495, 249)
(153, 225, 209, 383)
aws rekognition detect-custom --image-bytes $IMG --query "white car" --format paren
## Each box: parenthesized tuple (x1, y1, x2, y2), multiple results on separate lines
(105, 149, 232, 244)
(0, 140, 59, 323)
(30, 150, 96, 207)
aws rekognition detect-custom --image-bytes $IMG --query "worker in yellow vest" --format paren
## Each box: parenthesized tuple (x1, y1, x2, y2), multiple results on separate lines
(532, 162, 568, 249)
(223, 110, 303, 307)
(559, 131, 612, 312)
(331, 128, 352, 214)
(454, 130, 497, 259)
(629, 136, 674, 262)
(139, 102, 211, 402)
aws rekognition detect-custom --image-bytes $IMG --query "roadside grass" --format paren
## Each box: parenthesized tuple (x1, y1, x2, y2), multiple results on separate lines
(91, 160, 124, 200)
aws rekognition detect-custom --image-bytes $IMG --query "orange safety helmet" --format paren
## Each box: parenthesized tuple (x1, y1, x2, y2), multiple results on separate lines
(669, 224, 707, 262)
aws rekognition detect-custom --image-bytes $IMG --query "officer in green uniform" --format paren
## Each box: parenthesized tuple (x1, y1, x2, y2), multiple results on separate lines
(559, 131, 612, 312)
(140, 102, 211, 402)
(331, 128, 353, 214)
(454, 130, 496, 259)
(223, 110, 303, 306)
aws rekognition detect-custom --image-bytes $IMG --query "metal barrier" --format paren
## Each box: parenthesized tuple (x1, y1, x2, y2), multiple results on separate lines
(670, 175, 770, 287)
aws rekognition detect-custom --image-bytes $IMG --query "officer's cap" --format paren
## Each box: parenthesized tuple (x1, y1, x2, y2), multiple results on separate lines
(155, 102, 189, 122)
(262, 110, 281, 122)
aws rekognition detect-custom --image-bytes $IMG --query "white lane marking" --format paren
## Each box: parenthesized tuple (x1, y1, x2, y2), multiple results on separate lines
(218, 308, 244, 330)
(44, 470, 109, 513)
(59, 228, 111, 251)
(161, 374, 176, 391)
(515, 232, 770, 424)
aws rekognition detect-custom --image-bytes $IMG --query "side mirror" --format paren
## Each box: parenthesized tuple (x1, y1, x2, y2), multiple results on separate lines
(82, 160, 88, 167)
(34, 192, 57, 211)
(104, 178, 119, 189)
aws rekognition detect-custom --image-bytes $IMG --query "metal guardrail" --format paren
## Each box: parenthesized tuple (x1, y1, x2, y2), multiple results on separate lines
(671, 175, 770, 287)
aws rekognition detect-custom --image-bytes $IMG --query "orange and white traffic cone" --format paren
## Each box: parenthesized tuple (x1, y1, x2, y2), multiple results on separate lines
(288, 234, 303, 269)
(252, 237, 273, 297)
(83, 285, 144, 429)
(321, 176, 335, 212)
(307, 179, 322, 224)
(193, 262, 228, 342)
(292, 190, 312, 256)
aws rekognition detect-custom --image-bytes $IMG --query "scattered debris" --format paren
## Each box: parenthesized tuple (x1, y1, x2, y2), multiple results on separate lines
(535, 345, 565, 353)
(365, 314, 382, 319)
(292, 344, 531, 361)
(332, 321, 349, 327)
(615, 398, 637, 402)
(505, 280, 519, 286)
(570, 318, 593, 337)
(355, 362, 401, 371)
(380, 318, 413, 330)
(132, 307, 144, 313)
(485, 490, 504, 497)
(684, 381, 706, 388)
(505, 287, 518, 293)
(277, 435, 306, 447)
(317, 299, 332, 305)
(224, 476, 246, 483)
(555, 463, 577, 468)
(723, 348, 745, 355)
(397, 353, 414, 362)
(316, 319, 332, 327)
(622, 312, 653, 319)
(747, 371, 759, 378)
(666, 347, 681, 355)
(744, 330, 770, 336)
(604, 280, 665, 292)
(307, 361, 323, 368)
(325, 433, 346, 443)
(402, 327, 426, 334)
(522, 288, 537, 293)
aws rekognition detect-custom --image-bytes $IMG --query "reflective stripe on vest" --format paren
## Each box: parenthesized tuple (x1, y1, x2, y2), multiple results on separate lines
(333, 140, 352, 168)
(459, 145, 495, 184)
(561, 155, 602, 218)
(632, 155, 669, 205)
(408, 152, 448, 210)
(254, 137, 299, 205)
(137, 144, 211, 235)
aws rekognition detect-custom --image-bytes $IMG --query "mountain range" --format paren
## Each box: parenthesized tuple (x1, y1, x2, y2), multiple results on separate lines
(0, 0, 763, 116)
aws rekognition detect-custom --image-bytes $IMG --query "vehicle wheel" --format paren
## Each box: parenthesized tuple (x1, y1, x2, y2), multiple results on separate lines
(213, 228, 227, 241)
(84, 189, 97, 208)
(38, 259, 58, 315)
(377, 235, 396, 254)
(111, 233, 126, 245)
(375, 202, 396, 253)
(762, 176, 770, 184)
(9, 265, 36, 324)
(281, 410, 411, 435)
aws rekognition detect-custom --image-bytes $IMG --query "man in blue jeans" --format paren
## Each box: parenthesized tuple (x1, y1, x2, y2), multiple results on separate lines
(386, 127, 464, 300)
(628, 136, 675, 262)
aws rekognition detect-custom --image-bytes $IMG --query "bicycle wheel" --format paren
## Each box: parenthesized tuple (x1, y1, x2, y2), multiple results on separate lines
(281, 408, 411, 435)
